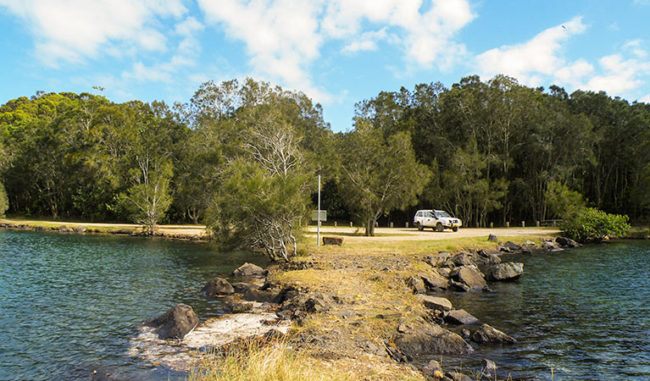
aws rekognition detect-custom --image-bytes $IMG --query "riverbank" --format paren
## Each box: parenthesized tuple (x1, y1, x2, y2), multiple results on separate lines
(0, 218, 208, 241)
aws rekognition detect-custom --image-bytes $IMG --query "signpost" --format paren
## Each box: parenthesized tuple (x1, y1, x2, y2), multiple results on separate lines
(311, 175, 327, 246)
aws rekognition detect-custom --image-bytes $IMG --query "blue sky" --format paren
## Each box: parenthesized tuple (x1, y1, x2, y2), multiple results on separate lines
(1, 0, 650, 132)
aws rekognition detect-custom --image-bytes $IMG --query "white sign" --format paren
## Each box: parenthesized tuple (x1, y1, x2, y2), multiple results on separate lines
(311, 210, 327, 222)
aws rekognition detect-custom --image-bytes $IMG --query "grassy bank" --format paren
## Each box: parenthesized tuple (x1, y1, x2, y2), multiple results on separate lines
(193, 231, 557, 380)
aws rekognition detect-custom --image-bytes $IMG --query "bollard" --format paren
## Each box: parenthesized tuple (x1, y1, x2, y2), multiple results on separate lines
(490, 222, 494, 228)
(522, 221, 525, 228)
(390, 222, 394, 228)
(350, 221, 353, 227)
(406, 222, 409, 228)
(536, 220, 540, 227)
(334, 221, 337, 227)
(506, 221, 510, 228)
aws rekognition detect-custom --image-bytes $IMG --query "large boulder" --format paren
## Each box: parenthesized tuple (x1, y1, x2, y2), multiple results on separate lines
(484, 262, 524, 281)
(430, 252, 452, 267)
(471, 324, 516, 344)
(417, 295, 452, 312)
(146, 304, 199, 340)
(422, 359, 444, 379)
(233, 263, 266, 277)
(200, 277, 235, 297)
(556, 236, 580, 248)
(452, 252, 476, 266)
(450, 266, 487, 291)
(394, 323, 473, 358)
(445, 309, 481, 325)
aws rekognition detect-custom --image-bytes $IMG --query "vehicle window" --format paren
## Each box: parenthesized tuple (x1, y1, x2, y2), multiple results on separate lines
(425, 211, 434, 218)
(435, 211, 451, 218)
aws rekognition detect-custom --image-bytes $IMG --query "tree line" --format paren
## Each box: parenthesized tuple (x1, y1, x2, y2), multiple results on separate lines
(0, 76, 649, 257)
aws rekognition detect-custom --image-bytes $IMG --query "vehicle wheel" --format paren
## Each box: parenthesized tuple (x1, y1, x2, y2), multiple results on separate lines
(417, 222, 424, 231)
(452, 226, 459, 232)
(435, 223, 444, 232)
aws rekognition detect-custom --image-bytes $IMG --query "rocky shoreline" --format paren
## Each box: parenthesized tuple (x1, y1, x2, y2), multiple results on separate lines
(123, 236, 585, 380)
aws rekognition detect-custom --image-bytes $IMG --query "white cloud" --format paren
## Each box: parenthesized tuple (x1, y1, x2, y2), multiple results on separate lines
(342, 29, 389, 54)
(475, 17, 650, 99)
(0, 0, 186, 65)
(640, 94, 650, 103)
(198, 0, 474, 103)
(583, 54, 650, 94)
(476, 16, 587, 85)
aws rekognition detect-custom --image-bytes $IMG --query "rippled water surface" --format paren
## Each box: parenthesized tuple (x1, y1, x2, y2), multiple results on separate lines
(0, 230, 267, 381)
(441, 240, 650, 380)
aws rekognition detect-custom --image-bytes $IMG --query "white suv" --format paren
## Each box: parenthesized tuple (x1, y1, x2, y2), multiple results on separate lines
(413, 209, 462, 232)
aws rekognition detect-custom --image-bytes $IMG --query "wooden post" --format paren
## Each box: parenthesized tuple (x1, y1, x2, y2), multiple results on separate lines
(490, 222, 494, 228)
(405, 222, 409, 228)
(506, 221, 510, 228)
(521, 221, 525, 228)
(350, 221, 353, 227)
(536, 220, 540, 227)
(334, 221, 337, 227)
(390, 222, 394, 228)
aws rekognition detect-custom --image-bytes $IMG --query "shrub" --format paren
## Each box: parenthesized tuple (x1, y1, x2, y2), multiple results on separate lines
(561, 207, 630, 242)
(0, 182, 8, 217)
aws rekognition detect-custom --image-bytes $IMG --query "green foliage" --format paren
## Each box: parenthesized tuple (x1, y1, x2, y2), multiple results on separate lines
(561, 207, 631, 242)
(0, 182, 8, 217)
(120, 159, 174, 234)
(545, 181, 586, 219)
(337, 121, 430, 235)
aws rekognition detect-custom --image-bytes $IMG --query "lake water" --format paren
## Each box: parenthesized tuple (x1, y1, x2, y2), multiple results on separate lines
(0, 230, 267, 381)
(441, 240, 650, 380)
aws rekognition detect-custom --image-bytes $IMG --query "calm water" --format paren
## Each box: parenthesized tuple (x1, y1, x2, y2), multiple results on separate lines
(440, 240, 650, 380)
(0, 230, 267, 381)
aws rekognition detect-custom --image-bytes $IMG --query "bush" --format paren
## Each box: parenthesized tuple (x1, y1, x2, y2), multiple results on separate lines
(0, 182, 8, 217)
(561, 207, 630, 242)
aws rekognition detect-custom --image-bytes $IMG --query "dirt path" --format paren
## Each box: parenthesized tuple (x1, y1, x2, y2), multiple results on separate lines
(305, 226, 560, 242)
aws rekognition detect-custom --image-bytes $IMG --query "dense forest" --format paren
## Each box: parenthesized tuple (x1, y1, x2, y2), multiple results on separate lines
(1, 76, 649, 240)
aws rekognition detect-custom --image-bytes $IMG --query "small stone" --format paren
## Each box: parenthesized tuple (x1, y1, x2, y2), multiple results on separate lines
(422, 359, 444, 378)
(446, 371, 473, 381)
(406, 276, 427, 294)
(482, 358, 497, 378)
(488, 234, 498, 242)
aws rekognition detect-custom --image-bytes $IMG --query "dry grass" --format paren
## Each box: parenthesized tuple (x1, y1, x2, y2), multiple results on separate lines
(189, 339, 423, 381)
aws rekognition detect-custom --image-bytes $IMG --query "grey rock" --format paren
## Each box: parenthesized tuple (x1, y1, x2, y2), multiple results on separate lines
(471, 324, 516, 344)
(394, 324, 473, 358)
(452, 252, 475, 266)
(482, 358, 497, 378)
(488, 234, 498, 242)
(233, 263, 266, 277)
(243, 288, 280, 303)
(484, 262, 524, 281)
(422, 359, 444, 378)
(556, 236, 580, 248)
(200, 277, 235, 297)
(450, 266, 487, 291)
(445, 309, 481, 325)
(542, 240, 560, 251)
(406, 276, 427, 294)
(504, 241, 522, 251)
(417, 295, 453, 311)
(322, 236, 343, 245)
(231, 282, 256, 294)
(431, 251, 452, 267)
(446, 371, 473, 381)
(421, 272, 449, 290)
(437, 267, 452, 278)
(146, 303, 199, 340)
